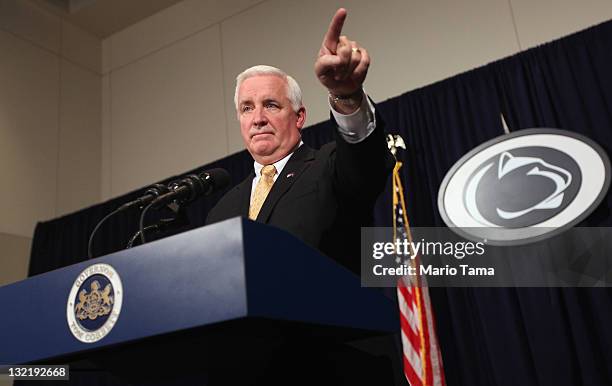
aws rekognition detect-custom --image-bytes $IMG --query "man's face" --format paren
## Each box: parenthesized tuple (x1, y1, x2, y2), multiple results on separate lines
(237, 75, 305, 165)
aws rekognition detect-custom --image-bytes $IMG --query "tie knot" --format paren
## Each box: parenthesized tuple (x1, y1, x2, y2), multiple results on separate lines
(261, 165, 276, 178)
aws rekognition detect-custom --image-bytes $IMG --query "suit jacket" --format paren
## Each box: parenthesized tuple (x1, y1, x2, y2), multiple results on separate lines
(206, 112, 392, 272)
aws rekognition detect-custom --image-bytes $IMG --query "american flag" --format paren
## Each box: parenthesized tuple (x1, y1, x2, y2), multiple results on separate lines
(392, 160, 446, 386)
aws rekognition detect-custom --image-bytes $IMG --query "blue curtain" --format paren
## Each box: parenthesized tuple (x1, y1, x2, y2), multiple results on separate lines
(28, 20, 612, 386)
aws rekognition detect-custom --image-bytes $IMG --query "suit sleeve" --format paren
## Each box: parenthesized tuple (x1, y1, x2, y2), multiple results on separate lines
(330, 99, 394, 205)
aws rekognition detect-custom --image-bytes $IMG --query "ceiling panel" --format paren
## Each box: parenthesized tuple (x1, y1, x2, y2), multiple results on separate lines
(30, 0, 185, 38)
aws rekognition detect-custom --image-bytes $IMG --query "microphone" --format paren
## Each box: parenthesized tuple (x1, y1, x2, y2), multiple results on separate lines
(118, 183, 170, 211)
(88, 183, 170, 258)
(89, 169, 230, 258)
(151, 168, 230, 208)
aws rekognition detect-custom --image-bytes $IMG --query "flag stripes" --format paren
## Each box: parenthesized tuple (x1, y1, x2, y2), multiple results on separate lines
(393, 160, 446, 386)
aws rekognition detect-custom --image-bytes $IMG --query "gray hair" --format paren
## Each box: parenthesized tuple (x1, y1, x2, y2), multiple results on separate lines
(234, 65, 303, 113)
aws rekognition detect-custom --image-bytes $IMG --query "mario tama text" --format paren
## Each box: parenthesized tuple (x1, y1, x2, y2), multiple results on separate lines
(372, 263, 494, 277)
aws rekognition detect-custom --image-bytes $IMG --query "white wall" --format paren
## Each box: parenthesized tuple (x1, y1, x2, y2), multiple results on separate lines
(0, 0, 101, 288)
(101, 0, 265, 197)
(101, 0, 612, 200)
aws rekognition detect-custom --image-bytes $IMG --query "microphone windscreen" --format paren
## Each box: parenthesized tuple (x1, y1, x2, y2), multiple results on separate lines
(202, 168, 231, 192)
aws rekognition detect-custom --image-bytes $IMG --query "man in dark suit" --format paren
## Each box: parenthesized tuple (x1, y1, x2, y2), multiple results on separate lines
(206, 11, 398, 384)
(207, 8, 392, 272)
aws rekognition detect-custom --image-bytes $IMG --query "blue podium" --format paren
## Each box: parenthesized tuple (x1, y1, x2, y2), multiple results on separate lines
(1, 217, 399, 384)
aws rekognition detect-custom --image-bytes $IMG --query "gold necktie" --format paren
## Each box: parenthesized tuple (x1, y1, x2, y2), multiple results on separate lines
(249, 165, 277, 220)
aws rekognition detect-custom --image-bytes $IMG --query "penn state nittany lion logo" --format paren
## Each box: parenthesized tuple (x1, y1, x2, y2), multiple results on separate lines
(75, 280, 114, 321)
(464, 147, 580, 228)
(493, 152, 572, 219)
(67, 263, 123, 343)
(438, 129, 610, 245)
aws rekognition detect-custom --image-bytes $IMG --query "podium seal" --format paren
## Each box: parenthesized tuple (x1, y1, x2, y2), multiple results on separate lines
(66, 263, 123, 343)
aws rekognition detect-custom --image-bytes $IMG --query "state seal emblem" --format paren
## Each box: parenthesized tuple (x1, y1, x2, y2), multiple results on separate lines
(66, 263, 123, 343)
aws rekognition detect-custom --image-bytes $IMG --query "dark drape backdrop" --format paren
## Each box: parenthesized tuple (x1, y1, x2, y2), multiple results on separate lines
(29, 20, 612, 386)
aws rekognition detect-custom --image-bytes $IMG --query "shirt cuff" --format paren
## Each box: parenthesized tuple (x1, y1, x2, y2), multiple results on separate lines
(329, 90, 377, 144)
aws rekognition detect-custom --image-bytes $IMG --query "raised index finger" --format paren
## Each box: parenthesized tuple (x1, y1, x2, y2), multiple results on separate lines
(322, 8, 347, 54)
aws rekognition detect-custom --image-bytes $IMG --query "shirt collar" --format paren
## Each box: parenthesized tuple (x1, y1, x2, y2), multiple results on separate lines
(253, 140, 303, 177)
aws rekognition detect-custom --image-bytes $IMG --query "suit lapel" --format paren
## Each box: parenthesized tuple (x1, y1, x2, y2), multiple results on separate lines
(235, 171, 254, 218)
(256, 145, 315, 223)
